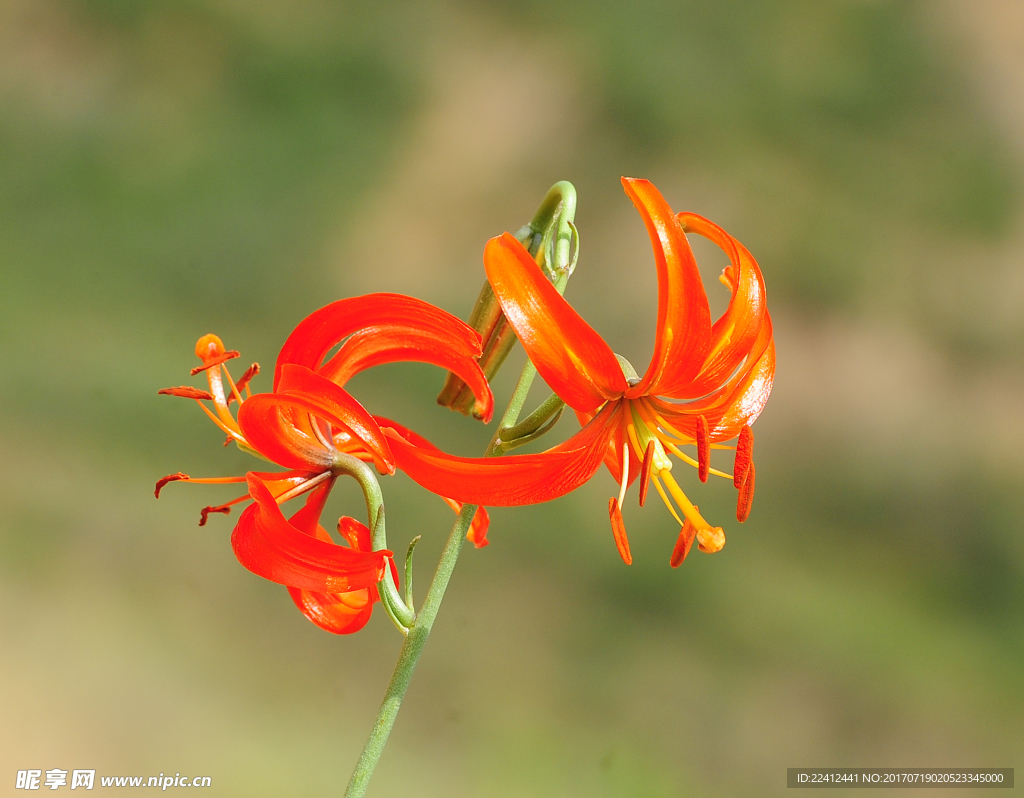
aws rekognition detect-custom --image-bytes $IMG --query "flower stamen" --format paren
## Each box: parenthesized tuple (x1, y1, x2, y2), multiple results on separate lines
(670, 509, 698, 567)
(734, 425, 753, 489)
(695, 414, 710, 483)
(736, 461, 755, 523)
(608, 497, 632, 565)
(638, 440, 654, 507)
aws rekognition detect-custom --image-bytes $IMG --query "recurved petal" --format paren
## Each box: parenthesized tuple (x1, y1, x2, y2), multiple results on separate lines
(231, 473, 390, 593)
(274, 294, 482, 389)
(658, 212, 767, 399)
(318, 326, 494, 423)
(485, 233, 627, 413)
(620, 178, 712, 398)
(287, 586, 376, 634)
(384, 401, 622, 506)
(238, 365, 395, 474)
(651, 335, 775, 441)
(374, 416, 492, 546)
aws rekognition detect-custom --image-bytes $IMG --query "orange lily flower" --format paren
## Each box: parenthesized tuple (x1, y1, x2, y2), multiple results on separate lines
(156, 294, 497, 631)
(389, 178, 774, 565)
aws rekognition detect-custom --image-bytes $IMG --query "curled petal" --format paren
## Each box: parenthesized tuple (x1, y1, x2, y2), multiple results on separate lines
(274, 294, 482, 390)
(284, 490, 378, 634)
(485, 233, 627, 413)
(663, 212, 768, 399)
(650, 326, 775, 441)
(385, 402, 621, 506)
(238, 365, 395, 474)
(231, 473, 390, 593)
(373, 416, 492, 546)
(620, 178, 712, 398)
(319, 326, 494, 423)
(288, 586, 375, 635)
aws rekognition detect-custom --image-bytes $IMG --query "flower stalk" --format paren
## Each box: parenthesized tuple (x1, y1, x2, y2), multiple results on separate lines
(344, 186, 578, 798)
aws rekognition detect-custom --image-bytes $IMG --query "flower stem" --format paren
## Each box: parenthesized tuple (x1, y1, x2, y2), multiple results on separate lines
(345, 187, 576, 797)
(343, 358, 543, 798)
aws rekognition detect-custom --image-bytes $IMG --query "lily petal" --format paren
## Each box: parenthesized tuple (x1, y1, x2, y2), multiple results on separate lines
(274, 294, 482, 390)
(650, 335, 775, 441)
(385, 401, 622, 506)
(238, 365, 395, 474)
(319, 326, 494, 423)
(231, 473, 390, 593)
(286, 496, 378, 635)
(485, 232, 628, 413)
(659, 212, 768, 399)
(620, 178, 712, 398)
(375, 416, 492, 545)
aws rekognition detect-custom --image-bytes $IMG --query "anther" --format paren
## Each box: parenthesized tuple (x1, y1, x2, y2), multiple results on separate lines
(158, 386, 214, 401)
(608, 497, 633, 565)
(736, 461, 755, 522)
(190, 350, 240, 376)
(670, 513, 698, 568)
(199, 503, 234, 526)
(733, 425, 753, 489)
(155, 473, 189, 498)
(638, 440, 654, 507)
(234, 363, 260, 393)
(696, 415, 710, 483)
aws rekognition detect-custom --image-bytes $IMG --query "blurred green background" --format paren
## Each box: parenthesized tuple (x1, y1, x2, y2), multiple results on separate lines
(2, 0, 1023, 795)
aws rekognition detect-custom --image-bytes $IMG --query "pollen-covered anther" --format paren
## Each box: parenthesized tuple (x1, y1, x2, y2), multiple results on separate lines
(733, 425, 753, 489)
(199, 503, 234, 526)
(638, 440, 654, 507)
(697, 525, 725, 553)
(696, 414, 710, 483)
(190, 350, 241, 376)
(608, 496, 633, 565)
(155, 473, 189, 498)
(158, 386, 214, 401)
(736, 461, 755, 522)
(234, 363, 260, 393)
(670, 514, 698, 568)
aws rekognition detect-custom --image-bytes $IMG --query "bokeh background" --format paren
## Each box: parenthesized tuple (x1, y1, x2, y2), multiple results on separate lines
(2, 1, 1023, 795)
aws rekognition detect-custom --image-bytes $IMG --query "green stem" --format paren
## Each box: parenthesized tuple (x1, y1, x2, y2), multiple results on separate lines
(344, 188, 576, 797)
(343, 362, 540, 798)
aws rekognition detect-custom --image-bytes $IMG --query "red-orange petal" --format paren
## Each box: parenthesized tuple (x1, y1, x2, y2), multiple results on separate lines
(649, 334, 775, 442)
(231, 473, 390, 593)
(158, 386, 214, 401)
(608, 496, 633, 565)
(696, 414, 710, 483)
(620, 178, 712, 399)
(319, 326, 494, 423)
(385, 401, 622, 507)
(237, 365, 395, 474)
(733, 425, 753, 489)
(375, 416, 493, 547)
(659, 212, 768, 399)
(737, 461, 755, 523)
(287, 586, 375, 634)
(274, 294, 482, 390)
(670, 519, 698, 567)
(485, 232, 628, 414)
